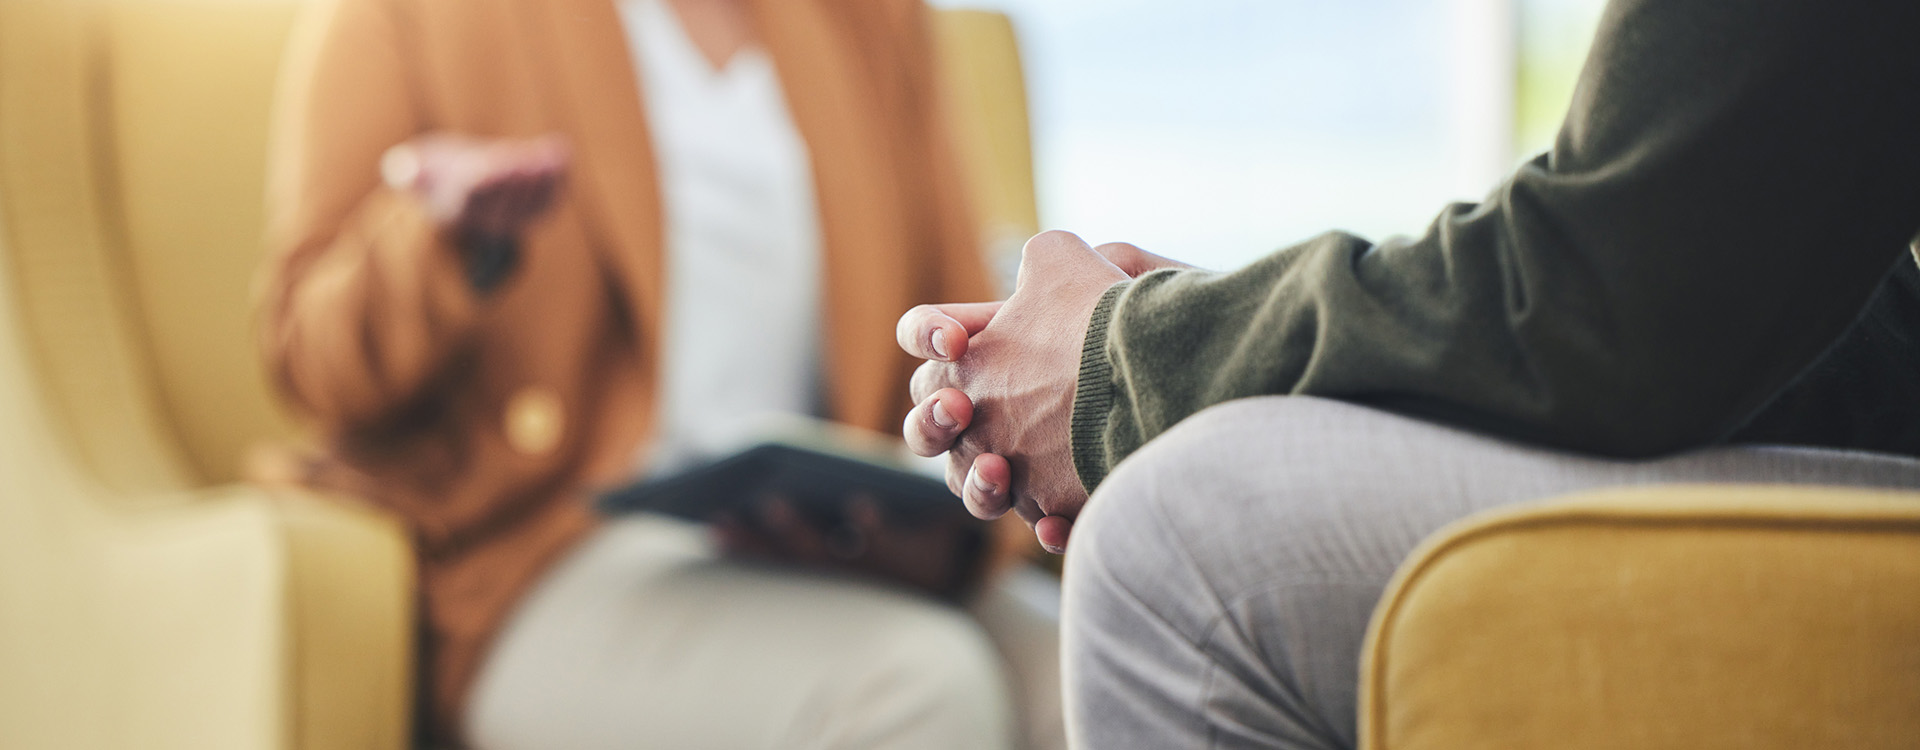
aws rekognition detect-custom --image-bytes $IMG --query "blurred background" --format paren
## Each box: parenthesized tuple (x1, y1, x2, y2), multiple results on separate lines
(937, 0, 1607, 270)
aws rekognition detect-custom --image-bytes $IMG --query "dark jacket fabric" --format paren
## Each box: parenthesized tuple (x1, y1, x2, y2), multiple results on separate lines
(1729, 255, 1920, 454)
(1071, 0, 1920, 490)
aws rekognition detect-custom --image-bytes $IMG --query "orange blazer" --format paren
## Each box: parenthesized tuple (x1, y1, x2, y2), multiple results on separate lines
(259, 0, 991, 736)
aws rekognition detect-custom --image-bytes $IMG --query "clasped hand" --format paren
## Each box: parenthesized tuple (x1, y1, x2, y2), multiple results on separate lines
(897, 231, 1191, 554)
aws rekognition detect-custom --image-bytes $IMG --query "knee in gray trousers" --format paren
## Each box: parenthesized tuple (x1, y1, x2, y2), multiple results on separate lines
(1061, 396, 1920, 750)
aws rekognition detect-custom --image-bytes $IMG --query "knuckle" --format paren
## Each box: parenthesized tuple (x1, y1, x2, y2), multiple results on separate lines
(1017, 231, 1090, 284)
(1025, 230, 1082, 251)
(897, 305, 932, 336)
(904, 305, 950, 343)
(903, 421, 937, 457)
(903, 405, 957, 458)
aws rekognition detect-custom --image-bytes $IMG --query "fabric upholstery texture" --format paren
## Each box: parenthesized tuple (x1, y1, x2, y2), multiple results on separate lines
(0, 0, 411, 747)
(932, 9, 1039, 287)
(1363, 485, 1920, 750)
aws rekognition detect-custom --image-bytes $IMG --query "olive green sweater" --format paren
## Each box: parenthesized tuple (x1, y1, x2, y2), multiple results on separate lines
(1070, 0, 1920, 491)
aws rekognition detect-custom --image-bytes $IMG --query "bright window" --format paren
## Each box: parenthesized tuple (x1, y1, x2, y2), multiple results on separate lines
(937, 0, 1608, 270)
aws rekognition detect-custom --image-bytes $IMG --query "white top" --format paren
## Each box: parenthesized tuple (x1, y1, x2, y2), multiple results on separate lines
(619, 0, 825, 475)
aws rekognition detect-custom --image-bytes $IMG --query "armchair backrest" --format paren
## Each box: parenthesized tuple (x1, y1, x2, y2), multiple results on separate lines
(0, 0, 301, 494)
(935, 9, 1041, 289)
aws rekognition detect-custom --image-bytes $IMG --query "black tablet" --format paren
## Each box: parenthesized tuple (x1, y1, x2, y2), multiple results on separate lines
(598, 440, 967, 524)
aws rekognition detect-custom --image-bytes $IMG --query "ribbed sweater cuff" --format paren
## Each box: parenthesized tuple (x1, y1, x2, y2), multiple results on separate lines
(1070, 281, 1129, 494)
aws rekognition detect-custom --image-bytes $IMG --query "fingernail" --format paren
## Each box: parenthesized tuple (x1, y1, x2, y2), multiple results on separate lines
(971, 471, 999, 496)
(931, 399, 957, 429)
(931, 328, 951, 359)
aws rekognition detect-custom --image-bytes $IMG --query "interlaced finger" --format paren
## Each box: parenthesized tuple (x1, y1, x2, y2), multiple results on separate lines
(895, 301, 1005, 361)
(904, 388, 973, 457)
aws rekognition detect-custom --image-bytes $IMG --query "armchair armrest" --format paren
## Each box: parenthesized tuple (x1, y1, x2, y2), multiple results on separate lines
(271, 486, 414, 750)
(1360, 485, 1920, 750)
(0, 478, 412, 750)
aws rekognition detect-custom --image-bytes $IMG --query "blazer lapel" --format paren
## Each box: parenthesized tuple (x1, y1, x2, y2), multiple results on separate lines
(519, 0, 926, 432)
(520, 0, 664, 343)
(753, 0, 920, 431)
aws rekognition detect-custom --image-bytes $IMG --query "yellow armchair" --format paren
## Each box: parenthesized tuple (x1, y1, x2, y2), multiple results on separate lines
(0, 0, 410, 748)
(934, 8, 1041, 291)
(1361, 485, 1920, 749)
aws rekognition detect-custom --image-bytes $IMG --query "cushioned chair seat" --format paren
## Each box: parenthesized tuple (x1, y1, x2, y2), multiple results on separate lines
(1362, 485, 1920, 750)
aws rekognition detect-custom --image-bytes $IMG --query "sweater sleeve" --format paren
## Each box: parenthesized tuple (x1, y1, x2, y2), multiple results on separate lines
(1070, 0, 1920, 490)
(1728, 253, 1920, 456)
(258, 0, 491, 431)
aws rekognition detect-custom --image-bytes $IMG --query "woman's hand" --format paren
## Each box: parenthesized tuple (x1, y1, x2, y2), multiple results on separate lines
(380, 133, 571, 247)
(714, 496, 990, 601)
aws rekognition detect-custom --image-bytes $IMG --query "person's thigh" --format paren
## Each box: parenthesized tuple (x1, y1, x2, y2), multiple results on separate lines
(466, 516, 1014, 750)
(1062, 396, 1920, 750)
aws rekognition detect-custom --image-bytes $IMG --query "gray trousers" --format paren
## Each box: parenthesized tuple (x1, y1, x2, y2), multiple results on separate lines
(467, 516, 1066, 750)
(1061, 396, 1920, 750)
